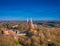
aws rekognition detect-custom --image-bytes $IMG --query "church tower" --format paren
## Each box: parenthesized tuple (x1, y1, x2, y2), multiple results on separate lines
(29, 18, 34, 32)
(27, 18, 28, 23)
(26, 18, 35, 32)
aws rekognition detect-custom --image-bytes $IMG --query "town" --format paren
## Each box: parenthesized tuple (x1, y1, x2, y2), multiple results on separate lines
(0, 0, 60, 46)
(0, 19, 60, 46)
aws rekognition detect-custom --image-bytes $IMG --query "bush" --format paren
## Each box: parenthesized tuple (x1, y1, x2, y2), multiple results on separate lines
(0, 35, 20, 46)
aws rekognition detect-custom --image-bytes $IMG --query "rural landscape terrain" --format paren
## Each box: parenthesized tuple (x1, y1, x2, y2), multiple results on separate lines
(0, 20, 60, 46)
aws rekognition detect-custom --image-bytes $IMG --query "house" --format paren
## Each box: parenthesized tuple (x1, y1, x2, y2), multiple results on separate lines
(17, 31, 26, 36)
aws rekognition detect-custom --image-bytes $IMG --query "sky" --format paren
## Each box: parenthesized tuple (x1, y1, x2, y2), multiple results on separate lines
(0, 0, 60, 20)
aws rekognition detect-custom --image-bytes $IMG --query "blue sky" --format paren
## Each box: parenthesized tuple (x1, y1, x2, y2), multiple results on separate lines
(0, 0, 60, 20)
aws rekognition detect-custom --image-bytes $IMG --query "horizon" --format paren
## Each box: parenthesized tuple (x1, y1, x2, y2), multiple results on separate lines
(0, 0, 60, 20)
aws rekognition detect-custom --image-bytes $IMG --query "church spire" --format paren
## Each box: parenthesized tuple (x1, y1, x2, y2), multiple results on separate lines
(29, 18, 34, 32)
(30, 18, 32, 23)
(27, 18, 28, 23)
